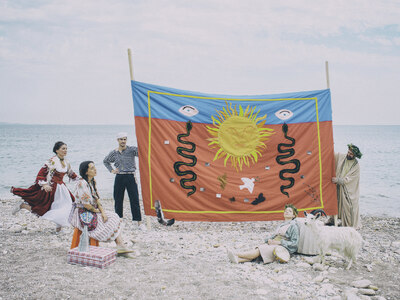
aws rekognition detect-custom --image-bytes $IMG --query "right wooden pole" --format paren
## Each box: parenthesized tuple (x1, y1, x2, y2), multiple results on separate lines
(327, 60, 338, 226)
(325, 61, 330, 89)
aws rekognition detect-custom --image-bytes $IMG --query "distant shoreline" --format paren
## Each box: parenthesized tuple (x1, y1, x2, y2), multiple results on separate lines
(0, 122, 134, 126)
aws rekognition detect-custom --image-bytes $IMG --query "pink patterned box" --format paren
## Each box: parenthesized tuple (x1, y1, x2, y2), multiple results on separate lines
(67, 246, 117, 269)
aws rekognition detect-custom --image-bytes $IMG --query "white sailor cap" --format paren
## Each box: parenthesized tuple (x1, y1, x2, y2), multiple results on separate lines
(116, 132, 128, 139)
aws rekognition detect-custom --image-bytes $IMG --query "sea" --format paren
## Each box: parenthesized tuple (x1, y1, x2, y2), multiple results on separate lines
(0, 124, 399, 217)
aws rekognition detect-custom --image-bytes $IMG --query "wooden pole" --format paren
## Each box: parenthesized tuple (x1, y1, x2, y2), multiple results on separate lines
(325, 61, 330, 89)
(327, 60, 338, 226)
(127, 48, 151, 231)
(128, 49, 134, 81)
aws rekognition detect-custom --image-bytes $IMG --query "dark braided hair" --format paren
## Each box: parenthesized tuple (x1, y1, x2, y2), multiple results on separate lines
(53, 141, 66, 154)
(79, 161, 99, 199)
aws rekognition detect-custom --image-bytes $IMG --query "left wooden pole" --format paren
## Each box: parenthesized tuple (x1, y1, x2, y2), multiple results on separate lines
(128, 48, 134, 80)
(127, 48, 152, 231)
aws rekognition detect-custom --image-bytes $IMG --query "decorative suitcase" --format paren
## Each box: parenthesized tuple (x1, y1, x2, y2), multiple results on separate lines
(67, 246, 117, 268)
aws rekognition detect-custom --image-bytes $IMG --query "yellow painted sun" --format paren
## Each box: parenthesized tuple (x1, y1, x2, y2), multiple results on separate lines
(207, 102, 274, 171)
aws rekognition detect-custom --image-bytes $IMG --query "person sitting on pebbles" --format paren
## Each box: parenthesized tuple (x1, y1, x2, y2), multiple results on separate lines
(227, 204, 300, 264)
(69, 161, 132, 253)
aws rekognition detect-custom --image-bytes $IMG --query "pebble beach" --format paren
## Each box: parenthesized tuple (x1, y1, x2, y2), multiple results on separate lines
(1, 198, 399, 300)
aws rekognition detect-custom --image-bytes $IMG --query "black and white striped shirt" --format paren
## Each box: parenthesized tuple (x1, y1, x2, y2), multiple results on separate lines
(103, 146, 138, 173)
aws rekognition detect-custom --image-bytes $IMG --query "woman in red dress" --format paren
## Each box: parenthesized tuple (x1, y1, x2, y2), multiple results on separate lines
(11, 141, 78, 232)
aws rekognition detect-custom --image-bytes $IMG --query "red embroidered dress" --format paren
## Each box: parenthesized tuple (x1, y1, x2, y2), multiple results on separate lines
(12, 156, 78, 226)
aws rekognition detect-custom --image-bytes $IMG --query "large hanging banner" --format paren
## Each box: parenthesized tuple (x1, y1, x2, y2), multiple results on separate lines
(131, 81, 337, 221)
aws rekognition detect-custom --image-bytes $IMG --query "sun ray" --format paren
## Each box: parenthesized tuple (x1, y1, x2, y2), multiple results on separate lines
(239, 104, 244, 116)
(244, 105, 250, 117)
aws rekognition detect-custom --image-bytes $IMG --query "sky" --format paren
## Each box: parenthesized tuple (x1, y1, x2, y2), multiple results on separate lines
(0, 0, 399, 125)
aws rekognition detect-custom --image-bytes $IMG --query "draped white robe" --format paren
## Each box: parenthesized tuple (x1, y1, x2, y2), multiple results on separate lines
(335, 153, 361, 228)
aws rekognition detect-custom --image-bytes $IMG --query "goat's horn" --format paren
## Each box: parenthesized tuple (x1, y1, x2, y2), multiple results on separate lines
(310, 209, 327, 217)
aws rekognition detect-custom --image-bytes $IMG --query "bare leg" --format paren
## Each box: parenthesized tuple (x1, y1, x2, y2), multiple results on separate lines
(237, 249, 261, 262)
(346, 259, 353, 270)
(12, 202, 31, 215)
(228, 248, 260, 264)
(115, 235, 124, 247)
(115, 235, 133, 254)
(320, 252, 326, 265)
(21, 203, 32, 211)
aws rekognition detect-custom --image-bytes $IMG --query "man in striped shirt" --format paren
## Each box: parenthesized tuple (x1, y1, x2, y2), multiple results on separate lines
(103, 132, 145, 230)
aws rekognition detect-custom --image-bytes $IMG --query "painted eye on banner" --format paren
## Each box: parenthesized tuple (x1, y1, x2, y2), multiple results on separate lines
(179, 105, 199, 117)
(275, 109, 293, 120)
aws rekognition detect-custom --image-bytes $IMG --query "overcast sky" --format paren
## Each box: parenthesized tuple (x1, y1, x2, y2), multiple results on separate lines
(1, 0, 399, 125)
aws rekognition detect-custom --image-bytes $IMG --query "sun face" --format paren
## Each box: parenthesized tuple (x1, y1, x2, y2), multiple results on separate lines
(207, 102, 274, 171)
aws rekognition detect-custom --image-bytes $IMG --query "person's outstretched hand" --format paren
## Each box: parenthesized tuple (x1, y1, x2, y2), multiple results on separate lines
(43, 184, 52, 192)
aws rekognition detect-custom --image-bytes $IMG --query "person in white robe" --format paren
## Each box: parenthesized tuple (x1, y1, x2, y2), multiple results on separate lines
(332, 143, 362, 229)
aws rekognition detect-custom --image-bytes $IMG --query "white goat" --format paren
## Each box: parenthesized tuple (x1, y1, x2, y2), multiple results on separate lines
(304, 212, 363, 270)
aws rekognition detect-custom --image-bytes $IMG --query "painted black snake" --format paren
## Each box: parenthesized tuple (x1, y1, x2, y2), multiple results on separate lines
(276, 123, 300, 198)
(174, 121, 197, 197)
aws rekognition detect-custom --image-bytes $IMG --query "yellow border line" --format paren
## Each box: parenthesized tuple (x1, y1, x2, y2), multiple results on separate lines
(158, 206, 324, 214)
(146, 91, 325, 213)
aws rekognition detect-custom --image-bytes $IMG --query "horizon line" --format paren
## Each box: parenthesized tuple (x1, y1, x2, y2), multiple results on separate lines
(1, 122, 399, 126)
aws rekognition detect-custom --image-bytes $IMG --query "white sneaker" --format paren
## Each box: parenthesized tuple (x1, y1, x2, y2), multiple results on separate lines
(138, 223, 147, 232)
(12, 201, 23, 215)
(117, 246, 134, 254)
(55, 225, 63, 234)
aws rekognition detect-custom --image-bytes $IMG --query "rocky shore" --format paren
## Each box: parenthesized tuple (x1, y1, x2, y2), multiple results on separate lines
(1, 198, 399, 300)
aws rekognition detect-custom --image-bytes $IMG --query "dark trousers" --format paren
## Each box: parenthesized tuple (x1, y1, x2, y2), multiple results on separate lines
(113, 174, 141, 221)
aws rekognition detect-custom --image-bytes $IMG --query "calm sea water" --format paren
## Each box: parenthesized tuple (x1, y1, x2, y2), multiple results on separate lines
(1, 124, 399, 217)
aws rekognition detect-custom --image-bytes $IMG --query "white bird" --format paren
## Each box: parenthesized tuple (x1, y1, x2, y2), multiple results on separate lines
(239, 177, 255, 193)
